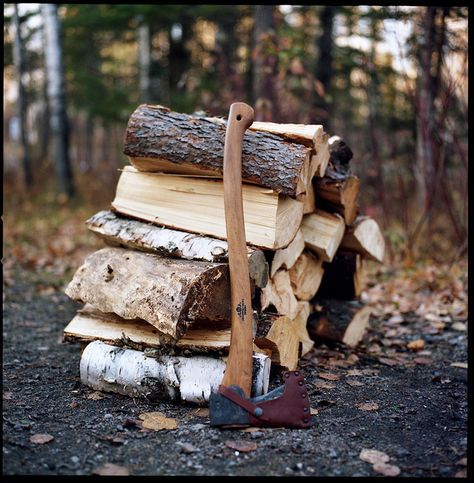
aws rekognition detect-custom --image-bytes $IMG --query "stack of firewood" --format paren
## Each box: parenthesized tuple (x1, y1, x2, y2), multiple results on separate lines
(63, 104, 384, 404)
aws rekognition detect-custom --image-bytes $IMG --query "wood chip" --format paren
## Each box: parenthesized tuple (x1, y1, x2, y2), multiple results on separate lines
(310, 408, 319, 415)
(450, 362, 468, 369)
(139, 412, 178, 431)
(86, 391, 105, 400)
(356, 402, 379, 411)
(373, 462, 401, 476)
(30, 433, 54, 445)
(359, 448, 390, 465)
(378, 357, 400, 366)
(314, 382, 336, 390)
(240, 427, 265, 433)
(225, 440, 257, 453)
(93, 463, 130, 476)
(451, 322, 467, 332)
(318, 373, 342, 381)
(407, 339, 425, 351)
(346, 379, 364, 387)
(413, 357, 432, 365)
(193, 407, 210, 418)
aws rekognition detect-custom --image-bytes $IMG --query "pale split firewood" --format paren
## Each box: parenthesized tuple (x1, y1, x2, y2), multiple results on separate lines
(64, 247, 232, 340)
(302, 181, 316, 214)
(308, 299, 372, 347)
(80, 341, 271, 405)
(314, 175, 360, 225)
(311, 135, 331, 178)
(123, 104, 312, 196)
(340, 216, 385, 263)
(318, 250, 364, 300)
(111, 166, 304, 250)
(270, 230, 305, 277)
(85, 210, 268, 288)
(63, 306, 232, 353)
(249, 121, 325, 147)
(301, 210, 345, 262)
(293, 301, 314, 356)
(289, 250, 324, 301)
(260, 269, 299, 319)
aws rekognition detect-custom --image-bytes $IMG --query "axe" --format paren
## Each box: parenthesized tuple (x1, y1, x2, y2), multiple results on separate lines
(209, 102, 312, 429)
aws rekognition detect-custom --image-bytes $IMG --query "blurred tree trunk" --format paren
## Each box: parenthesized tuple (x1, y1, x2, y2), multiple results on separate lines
(168, 21, 191, 106)
(138, 20, 151, 103)
(43, 3, 75, 197)
(313, 6, 335, 130)
(12, 4, 32, 187)
(252, 5, 278, 121)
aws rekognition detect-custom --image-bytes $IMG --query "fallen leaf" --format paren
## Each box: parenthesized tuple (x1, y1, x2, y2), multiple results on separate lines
(346, 380, 364, 387)
(456, 457, 467, 466)
(455, 468, 467, 478)
(310, 408, 319, 415)
(225, 440, 257, 453)
(87, 391, 105, 400)
(346, 369, 363, 377)
(413, 357, 432, 365)
(70, 401, 79, 409)
(373, 462, 401, 476)
(451, 322, 467, 332)
(450, 362, 468, 369)
(111, 435, 125, 445)
(139, 412, 178, 431)
(3, 392, 13, 400)
(386, 314, 404, 325)
(359, 448, 390, 465)
(314, 382, 336, 390)
(407, 339, 425, 351)
(177, 442, 197, 453)
(93, 463, 130, 476)
(193, 407, 210, 418)
(318, 373, 342, 381)
(378, 357, 400, 366)
(346, 354, 360, 365)
(356, 402, 379, 411)
(30, 433, 54, 444)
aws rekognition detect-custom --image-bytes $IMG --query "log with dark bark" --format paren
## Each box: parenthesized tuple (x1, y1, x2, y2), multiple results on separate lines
(64, 247, 235, 340)
(318, 250, 364, 300)
(308, 298, 372, 347)
(123, 104, 312, 196)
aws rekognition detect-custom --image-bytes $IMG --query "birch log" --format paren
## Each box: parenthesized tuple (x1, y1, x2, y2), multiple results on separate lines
(80, 341, 271, 405)
(65, 247, 232, 339)
(123, 104, 312, 196)
(86, 210, 268, 288)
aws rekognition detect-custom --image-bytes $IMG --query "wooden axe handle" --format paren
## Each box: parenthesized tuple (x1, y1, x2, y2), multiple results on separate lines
(220, 102, 255, 397)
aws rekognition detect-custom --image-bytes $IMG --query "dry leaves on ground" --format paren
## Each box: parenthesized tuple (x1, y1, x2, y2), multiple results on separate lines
(139, 412, 178, 431)
(93, 463, 130, 476)
(318, 373, 342, 381)
(359, 448, 400, 476)
(225, 440, 257, 453)
(356, 402, 379, 411)
(30, 433, 54, 444)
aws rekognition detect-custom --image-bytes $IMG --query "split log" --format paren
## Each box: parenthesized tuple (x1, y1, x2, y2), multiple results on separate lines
(314, 175, 360, 225)
(112, 166, 304, 250)
(64, 306, 232, 354)
(270, 230, 305, 277)
(293, 301, 314, 356)
(301, 181, 316, 214)
(311, 136, 331, 178)
(260, 269, 299, 319)
(263, 316, 300, 371)
(289, 250, 324, 301)
(318, 250, 364, 300)
(340, 216, 385, 263)
(65, 247, 233, 340)
(249, 121, 326, 148)
(123, 104, 312, 196)
(308, 298, 372, 347)
(86, 210, 268, 288)
(80, 340, 271, 405)
(301, 210, 345, 262)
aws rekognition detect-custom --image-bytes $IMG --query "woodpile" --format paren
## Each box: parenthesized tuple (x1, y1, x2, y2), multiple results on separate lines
(63, 105, 385, 403)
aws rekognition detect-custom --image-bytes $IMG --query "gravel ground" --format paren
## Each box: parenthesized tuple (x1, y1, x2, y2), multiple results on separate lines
(2, 267, 468, 477)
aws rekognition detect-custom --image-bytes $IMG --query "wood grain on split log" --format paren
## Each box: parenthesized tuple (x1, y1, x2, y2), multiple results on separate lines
(260, 269, 299, 319)
(64, 247, 233, 340)
(308, 298, 372, 347)
(249, 121, 325, 147)
(301, 210, 345, 262)
(111, 167, 303, 250)
(318, 250, 364, 300)
(270, 229, 305, 277)
(340, 216, 385, 263)
(80, 341, 270, 404)
(293, 301, 313, 356)
(289, 250, 324, 301)
(85, 210, 268, 288)
(123, 104, 312, 196)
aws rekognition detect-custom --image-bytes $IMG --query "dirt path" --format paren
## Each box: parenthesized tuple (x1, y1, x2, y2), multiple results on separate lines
(2, 268, 467, 477)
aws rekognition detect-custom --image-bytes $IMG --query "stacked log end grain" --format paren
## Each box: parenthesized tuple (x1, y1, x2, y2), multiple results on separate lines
(63, 104, 385, 404)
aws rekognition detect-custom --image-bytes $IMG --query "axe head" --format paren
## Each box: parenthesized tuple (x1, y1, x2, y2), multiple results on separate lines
(210, 371, 312, 429)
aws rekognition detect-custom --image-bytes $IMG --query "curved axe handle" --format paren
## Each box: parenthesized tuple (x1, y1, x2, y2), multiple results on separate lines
(220, 102, 255, 397)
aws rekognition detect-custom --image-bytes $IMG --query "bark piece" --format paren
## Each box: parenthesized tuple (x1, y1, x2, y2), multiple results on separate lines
(308, 298, 372, 347)
(111, 166, 304, 250)
(85, 210, 268, 288)
(301, 210, 345, 262)
(289, 250, 324, 301)
(123, 104, 312, 196)
(64, 247, 232, 340)
(64, 306, 232, 353)
(314, 175, 360, 225)
(270, 230, 305, 277)
(80, 341, 271, 405)
(318, 250, 364, 300)
(260, 270, 299, 319)
(340, 216, 385, 263)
